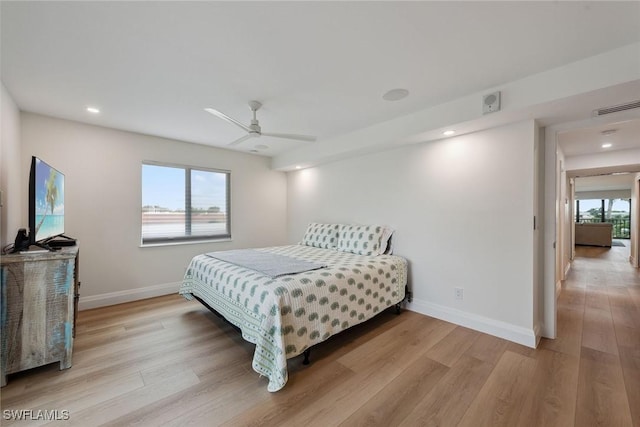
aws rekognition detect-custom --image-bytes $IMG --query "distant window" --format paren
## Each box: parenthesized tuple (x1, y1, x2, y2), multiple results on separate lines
(141, 162, 230, 244)
(575, 198, 630, 239)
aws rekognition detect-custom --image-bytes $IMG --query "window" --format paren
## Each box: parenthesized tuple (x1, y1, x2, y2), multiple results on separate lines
(141, 162, 230, 244)
(575, 198, 631, 239)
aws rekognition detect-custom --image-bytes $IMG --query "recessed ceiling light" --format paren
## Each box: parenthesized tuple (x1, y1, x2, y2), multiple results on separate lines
(443, 130, 455, 136)
(86, 106, 100, 114)
(602, 143, 612, 148)
(295, 165, 302, 170)
(382, 88, 409, 101)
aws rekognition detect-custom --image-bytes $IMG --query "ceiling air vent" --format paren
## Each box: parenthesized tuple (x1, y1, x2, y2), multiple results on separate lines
(593, 100, 640, 116)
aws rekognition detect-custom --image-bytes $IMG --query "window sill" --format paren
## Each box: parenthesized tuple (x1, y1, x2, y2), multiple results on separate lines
(140, 238, 232, 248)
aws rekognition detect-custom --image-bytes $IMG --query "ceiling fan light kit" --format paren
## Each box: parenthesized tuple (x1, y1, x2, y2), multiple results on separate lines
(204, 101, 317, 146)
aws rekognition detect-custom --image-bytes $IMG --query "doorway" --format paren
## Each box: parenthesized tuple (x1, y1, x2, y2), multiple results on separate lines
(543, 116, 640, 340)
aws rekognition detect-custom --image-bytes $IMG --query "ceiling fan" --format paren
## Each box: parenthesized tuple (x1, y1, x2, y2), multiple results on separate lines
(204, 101, 316, 146)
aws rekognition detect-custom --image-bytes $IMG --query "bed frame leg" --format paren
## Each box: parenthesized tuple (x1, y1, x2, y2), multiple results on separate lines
(302, 349, 311, 365)
(395, 303, 402, 315)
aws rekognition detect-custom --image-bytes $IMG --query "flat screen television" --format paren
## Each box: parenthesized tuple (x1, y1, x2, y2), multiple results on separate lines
(29, 156, 65, 245)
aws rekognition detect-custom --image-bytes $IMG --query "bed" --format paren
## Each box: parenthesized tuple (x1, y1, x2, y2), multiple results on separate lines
(179, 223, 409, 392)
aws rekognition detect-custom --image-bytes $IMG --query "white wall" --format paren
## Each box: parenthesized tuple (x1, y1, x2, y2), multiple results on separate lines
(631, 173, 640, 267)
(555, 146, 570, 284)
(0, 82, 22, 247)
(533, 124, 544, 342)
(543, 122, 559, 339)
(20, 113, 288, 308)
(287, 120, 538, 346)
(559, 149, 572, 280)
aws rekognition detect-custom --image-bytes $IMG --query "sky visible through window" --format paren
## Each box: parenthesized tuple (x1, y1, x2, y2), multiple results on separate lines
(610, 199, 630, 213)
(142, 164, 184, 210)
(191, 169, 227, 212)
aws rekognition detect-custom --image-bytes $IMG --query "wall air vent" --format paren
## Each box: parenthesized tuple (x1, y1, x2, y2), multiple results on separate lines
(593, 100, 640, 116)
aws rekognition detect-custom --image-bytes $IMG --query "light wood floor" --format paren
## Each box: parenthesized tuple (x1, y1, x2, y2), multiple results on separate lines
(1, 245, 638, 426)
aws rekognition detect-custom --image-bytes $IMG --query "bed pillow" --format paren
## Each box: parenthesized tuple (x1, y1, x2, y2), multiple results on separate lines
(337, 224, 391, 256)
(380, 227, 395, 255)
(301, 223, 340, 249)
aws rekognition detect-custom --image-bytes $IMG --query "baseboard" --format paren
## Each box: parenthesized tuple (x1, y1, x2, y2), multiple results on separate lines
(79, 281, 181, 310)
(406, 297, 537, 348)
(533, 321, 542, 346)
(564, 261, 571, 279)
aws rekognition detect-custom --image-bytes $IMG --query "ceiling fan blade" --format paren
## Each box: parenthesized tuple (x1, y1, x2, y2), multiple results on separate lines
(261, 132, 316, 142)
(204, 108, 251, 132)
(228, 134, 253, 146)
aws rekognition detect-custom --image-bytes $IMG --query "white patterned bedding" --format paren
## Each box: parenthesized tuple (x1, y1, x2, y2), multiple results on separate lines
(179, 244, 408, 392)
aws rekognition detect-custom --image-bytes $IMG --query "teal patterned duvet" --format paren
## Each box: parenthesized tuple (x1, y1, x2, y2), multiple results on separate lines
(179, 244, 408, 392)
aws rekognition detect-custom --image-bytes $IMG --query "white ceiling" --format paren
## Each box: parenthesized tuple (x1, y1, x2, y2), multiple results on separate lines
(559, 118, 640, 158)
(2, 2, 640, 157)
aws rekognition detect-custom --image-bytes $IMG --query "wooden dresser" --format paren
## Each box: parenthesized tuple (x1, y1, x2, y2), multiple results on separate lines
(1, 246, 79, 386)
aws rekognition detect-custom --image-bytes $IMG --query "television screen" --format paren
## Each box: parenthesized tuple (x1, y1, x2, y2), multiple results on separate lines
(29, 156, 65, 243)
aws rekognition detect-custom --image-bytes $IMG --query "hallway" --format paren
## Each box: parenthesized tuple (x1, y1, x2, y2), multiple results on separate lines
(540, 244, 640, 426)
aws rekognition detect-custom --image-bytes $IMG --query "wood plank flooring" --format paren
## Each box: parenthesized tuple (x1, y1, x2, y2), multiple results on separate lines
(1, 245, 638, 426)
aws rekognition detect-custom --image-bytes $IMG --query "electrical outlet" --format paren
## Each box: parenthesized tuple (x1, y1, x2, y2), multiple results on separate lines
(454, 287, 464, 300)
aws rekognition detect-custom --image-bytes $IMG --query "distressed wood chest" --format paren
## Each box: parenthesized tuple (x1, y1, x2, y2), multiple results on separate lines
(1, 246, 79, 386)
